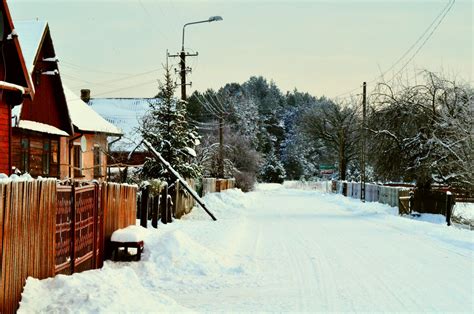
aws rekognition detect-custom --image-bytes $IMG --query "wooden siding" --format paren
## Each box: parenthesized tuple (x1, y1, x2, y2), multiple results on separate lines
(60, 133, 109, 180)
(0, 105, 11, 174)
(19, 26, 72, 135)
(11, 129, 60, 177)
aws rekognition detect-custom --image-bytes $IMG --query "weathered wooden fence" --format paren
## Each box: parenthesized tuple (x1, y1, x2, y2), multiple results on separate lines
(333, 181, 457, 225)
(335, 181, 410, 207)
(137, 178, 202, 226)
(0, 180, 137, 313)
(202, 178, 235, 196)
(283, 180, 332, 192)
(0, 179, 56, 313)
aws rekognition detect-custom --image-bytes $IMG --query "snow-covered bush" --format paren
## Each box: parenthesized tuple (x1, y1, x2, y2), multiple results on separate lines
(259, 150, 286, 183)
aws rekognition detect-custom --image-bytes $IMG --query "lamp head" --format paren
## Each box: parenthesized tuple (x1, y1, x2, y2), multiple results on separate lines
(208, 16, 223, 22)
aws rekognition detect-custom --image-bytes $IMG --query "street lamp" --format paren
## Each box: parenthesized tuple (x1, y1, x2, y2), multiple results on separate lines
(173, 16, 223, 101)
(181, 16, 223, 50)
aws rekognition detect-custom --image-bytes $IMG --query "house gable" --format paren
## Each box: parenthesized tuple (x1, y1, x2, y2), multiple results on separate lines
(15, 21, 74, 135)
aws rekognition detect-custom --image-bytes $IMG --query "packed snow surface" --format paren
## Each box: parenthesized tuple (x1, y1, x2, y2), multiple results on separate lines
(19, 184, 473, 312)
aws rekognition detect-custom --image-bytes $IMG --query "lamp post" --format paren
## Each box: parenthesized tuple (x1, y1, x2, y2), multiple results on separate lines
(173, 16, 223, 101)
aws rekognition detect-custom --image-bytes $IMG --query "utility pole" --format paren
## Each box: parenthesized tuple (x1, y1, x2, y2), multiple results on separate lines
(218, 116, 224, 178)
(360, 82, 367, 202)
(169, 16, 222, 101)
(168, 50, 198, 102)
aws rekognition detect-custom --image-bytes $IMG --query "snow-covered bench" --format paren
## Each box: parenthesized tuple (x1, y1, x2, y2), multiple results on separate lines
(110, 225, 145, 261)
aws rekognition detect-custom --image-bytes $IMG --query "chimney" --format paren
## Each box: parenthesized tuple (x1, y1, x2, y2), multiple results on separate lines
(80, 89, 91, 103)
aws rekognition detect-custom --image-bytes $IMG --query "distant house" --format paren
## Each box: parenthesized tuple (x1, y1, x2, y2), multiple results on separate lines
(86, 94, 153, 167)
(61, 87, 122, 180)
(0, 0, 35, 175)
(12, 20, 74, 177)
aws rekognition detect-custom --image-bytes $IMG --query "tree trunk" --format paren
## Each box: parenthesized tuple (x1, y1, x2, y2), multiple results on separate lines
(339, 129, 347, 180)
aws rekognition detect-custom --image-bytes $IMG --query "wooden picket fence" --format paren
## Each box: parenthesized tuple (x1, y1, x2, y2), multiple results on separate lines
(0, 179, 57, 313)
(102, 182, 137, 257)
(0, 180, 137, 313)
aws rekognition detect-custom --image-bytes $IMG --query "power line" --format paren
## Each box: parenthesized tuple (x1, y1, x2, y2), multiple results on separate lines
(385, 0, 456, 84)
(369, 0, 455, 85)
(333, 0, 456, 99)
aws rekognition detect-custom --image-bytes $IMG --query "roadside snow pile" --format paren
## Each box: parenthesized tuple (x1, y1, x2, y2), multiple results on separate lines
(453, 202, 474, 221)
(111, 225, 147, 242)
(146, 230, 244, 276)
(19, 189, 247, 313)
(182, 188, 251, 220)
(19, 265, 190, 313)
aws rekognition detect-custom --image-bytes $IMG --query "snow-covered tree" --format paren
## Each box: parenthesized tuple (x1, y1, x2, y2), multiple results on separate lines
(369, 71, 473, 191)
(259, 149, 286, 183)
(140, 67, 201, 181)
(300, 98, 360, 180)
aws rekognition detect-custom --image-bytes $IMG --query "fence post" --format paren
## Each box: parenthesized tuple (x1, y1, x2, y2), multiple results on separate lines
(140, 185, 149, 228)
(446, 192, 454, 226)
(160, 185, 168, 224)
(151, 193, 159, 228)
(70, 184, 76, 275)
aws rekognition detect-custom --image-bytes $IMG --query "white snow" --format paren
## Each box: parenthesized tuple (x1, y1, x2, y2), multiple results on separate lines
(17, 120, 69, 136)
(454, 202, 474, 221)
(111, 225, 146, 243)
(0, 172, 36, 183)
(41, 70, 59, 76)
(19, 184, 474, 312)
(0, 81, 25, 94)
(63, 86, 123, 135)
(184, 146, 197, 157)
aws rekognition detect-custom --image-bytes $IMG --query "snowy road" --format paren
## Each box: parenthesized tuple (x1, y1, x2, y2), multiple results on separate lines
(20, 185, 474, 312)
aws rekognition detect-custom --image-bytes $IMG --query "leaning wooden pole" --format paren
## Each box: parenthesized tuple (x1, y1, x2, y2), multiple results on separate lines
(139, 139, 217, 221)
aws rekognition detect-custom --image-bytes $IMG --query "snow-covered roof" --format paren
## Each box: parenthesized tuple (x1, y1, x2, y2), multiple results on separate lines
(88, 97, 154, 151)
(17, 120, 69, 136)
(0, 81, 26, 94)
(11, 104, 69, 136)
(14, 20, 48, 74)
(64, 87, 123, 135)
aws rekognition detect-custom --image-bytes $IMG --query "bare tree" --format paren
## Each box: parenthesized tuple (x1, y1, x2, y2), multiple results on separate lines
(369, 71, 473, 191)
(301, 99, 360, 180)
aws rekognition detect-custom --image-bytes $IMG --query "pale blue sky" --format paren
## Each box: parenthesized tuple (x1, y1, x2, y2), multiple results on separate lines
(10, 0, 472, 99)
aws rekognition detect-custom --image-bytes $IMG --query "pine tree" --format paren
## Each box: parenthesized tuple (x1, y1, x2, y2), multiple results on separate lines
(259, 149, 286, 183)
(140, 67, 201, 181)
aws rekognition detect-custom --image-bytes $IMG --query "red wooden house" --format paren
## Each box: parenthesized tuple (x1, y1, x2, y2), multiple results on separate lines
(0, 0, 35, 175)
(12, 20, 74, 177)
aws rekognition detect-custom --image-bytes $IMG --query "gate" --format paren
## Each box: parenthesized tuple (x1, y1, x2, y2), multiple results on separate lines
(55, 183, 102, 275)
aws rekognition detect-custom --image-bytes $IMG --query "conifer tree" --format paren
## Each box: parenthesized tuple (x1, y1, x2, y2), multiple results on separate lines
(140, 67, 201, 181)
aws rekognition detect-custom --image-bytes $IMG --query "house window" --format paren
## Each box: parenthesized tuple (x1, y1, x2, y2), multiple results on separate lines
(42, 139, 51, 176)
(20, 138, 30, 173)
(73, 145, 83, 177)
(93, 146, 102, 178)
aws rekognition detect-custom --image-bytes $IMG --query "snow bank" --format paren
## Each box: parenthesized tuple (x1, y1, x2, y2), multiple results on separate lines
(453, 202, 474, 221)
(146, 230, 243, 276)
(19, 265, 190, 313)
(182, 188, 251, 221)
